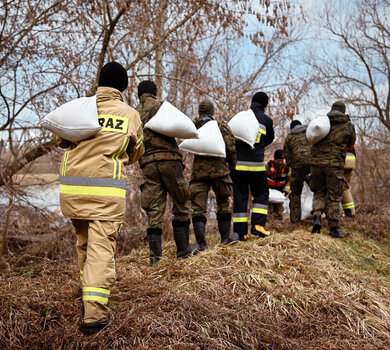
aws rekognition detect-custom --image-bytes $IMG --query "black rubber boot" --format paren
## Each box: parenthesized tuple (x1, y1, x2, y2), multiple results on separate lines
(193, 216, 207, 251)
(173, 220, 199, 259)
(344, 209, 353, 217)
(311, 215, 322, 234)
(217, 212, 239, 244)
(147, 228, 162, 266)
(330, 227, 345, 238)
(79, 319, 110, 336)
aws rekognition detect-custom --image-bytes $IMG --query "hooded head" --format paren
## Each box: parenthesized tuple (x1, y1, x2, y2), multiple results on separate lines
(198, 99, 215, 117)
(251, 91, 269, 108)
(137, 80, 157, 98)
(331, 100, 346, 114)
(98, 62, 128, 92)
(290, 120, 302, 130)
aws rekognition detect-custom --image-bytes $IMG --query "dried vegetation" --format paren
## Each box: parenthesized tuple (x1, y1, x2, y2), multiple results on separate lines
(1, 206, 390, 349)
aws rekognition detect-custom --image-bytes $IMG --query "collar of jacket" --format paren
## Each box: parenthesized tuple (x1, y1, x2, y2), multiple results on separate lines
(291, 124, 307, 134)
(140, 93, 157, 103)
(327, 110, 349, 124)
(250, 101, 265, 113)
(97, 86, 123, 102)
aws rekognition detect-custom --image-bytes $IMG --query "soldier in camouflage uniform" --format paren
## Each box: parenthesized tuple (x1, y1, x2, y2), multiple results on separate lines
(136, 80, 198, 265)
(189, 99, 239, 250)
(310, 100, 356, 238)
(283, 120, 311, 223)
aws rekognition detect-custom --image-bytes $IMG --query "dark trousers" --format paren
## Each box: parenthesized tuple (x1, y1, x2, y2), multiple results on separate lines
(231, 170, 269, 236)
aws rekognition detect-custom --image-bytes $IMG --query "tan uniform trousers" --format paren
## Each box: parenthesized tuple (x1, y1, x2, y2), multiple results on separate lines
(72, 219, 121, 323)
(342, 168, 355, 215)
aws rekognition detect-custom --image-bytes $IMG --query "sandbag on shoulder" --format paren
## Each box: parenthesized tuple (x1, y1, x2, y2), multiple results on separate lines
(144, 101, 198, 139)
(306, 116, 330, 145)
(228, 109, 259, 148)
(39, 96, 101, 142)
(269, 189, 286, 204)
(179, 120, 226, 157)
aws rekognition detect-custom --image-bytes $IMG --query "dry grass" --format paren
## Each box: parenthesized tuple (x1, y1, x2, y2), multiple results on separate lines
(1, 220, 390, 349)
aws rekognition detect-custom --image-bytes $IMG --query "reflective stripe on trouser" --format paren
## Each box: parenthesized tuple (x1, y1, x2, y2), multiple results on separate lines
(342, 168, 355, 215)
(231, 170, 269, 235)
(72, 219, 121, 323)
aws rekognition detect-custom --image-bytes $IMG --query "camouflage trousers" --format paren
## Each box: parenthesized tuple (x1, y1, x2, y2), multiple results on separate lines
(341, 168, 355, 215)
(189, 176, 232, 218)
(310, 166, 345, 228)
(289, 166, 311, 223)
(141, 161, 190, 228)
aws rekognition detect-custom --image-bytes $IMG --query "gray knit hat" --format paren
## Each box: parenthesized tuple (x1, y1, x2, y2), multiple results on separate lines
(331, 100, 346, 113)
(199, 99, 214, 116)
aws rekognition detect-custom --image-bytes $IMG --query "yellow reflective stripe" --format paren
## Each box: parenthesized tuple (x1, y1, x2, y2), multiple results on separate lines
(252, 208, 268, 215)
(136, 134, 144, 150)
(112, 137, 129, 179)
(60, 184, 126, 198)
(342, 202, 355, 209)
(82, 295, 109, 304)
(346, 155, 355, 160)
(83, 287, 110, 294)
(233, 217, 248, 223)
(236, 165, 266, 171)
(62, 151, 70, 176)
(98, 114, 129, 134)
(80, 270, 84, 281)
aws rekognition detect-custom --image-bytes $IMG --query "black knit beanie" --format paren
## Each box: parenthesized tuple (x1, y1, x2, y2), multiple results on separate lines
(331, 100, 346, 114)
(252, 91, 269, 108)
(198, 99, 214, 116)
(98, 62, 128, 92)
(274, 149, 284, 160)
(138, 80, 157, 98)
(290, 120, 302, 130)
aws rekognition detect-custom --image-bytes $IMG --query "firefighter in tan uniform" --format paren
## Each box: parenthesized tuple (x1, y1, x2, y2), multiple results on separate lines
(55, 62, 144, 335)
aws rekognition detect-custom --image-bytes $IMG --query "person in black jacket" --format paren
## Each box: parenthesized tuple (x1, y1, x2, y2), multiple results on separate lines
(231, 92, 275, 240)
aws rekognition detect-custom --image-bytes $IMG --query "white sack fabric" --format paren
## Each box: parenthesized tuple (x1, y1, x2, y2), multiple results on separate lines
(306, 116, 331, 145)
(39, 96, 100, 142)
(144, 101, 198, 139)
(269, 189, 286, 204)
(301, 183, 314, 220)
(179, 120, 226, 157)
(228, 110, 259, 148)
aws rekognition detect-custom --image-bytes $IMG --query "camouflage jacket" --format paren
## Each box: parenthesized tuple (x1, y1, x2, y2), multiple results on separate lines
(311, 111, 356, 168)
(191, 117, 236, 181)
(136, 93, 182, 168)
(283, 124, 311, 169)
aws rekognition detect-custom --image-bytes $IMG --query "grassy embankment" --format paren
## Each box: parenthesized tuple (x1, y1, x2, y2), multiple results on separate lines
(1, 220, 390, 349)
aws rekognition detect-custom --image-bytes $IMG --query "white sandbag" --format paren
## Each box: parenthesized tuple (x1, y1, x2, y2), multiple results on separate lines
(179, 120, 226, 157)
(269, 189, 285, 204)
(39, 96, 101, 142)
(144, 101, 198, 139)
(301, 183, 313, 220)
(228, 109, 259, 148)
(306, 116, 330, 145)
